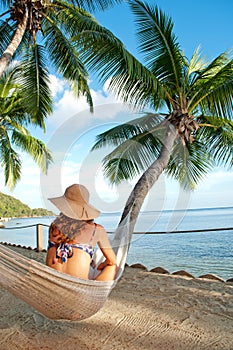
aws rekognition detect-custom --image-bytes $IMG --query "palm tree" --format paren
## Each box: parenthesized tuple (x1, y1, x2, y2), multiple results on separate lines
(0, 0, 124, 115)
(0, 63, 52, 189)
(89, 0, 233, 232)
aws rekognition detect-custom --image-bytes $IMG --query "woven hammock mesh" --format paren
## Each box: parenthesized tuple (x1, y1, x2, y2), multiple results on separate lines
(0, 219, 132, 321)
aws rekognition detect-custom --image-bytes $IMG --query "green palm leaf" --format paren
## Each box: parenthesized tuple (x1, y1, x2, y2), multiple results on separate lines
(44, 16, 93, 109)
(129, 0, 183, 89)
(62, 0, 124, 12)
(0, 64, 19, 98)
(79, 23, 158, 108)
(11, 129, 52, 172)
(1, 0, 126, 113)
(198, 116, 233, 167)
(0, 63, 52, 188)
(0, 127, 21, 189)
(102, 136, 160, 184)
(92, 113, 165, 150)
(0, 19, 13, 55)
(93, 113, 166, 183)
(165, 140, 213, 190)
(19, 44, 52, 129)
(189, 53, 233, 118)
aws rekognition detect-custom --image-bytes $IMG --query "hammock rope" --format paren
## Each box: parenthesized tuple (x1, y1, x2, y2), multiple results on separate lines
(0, 216, 132, 321)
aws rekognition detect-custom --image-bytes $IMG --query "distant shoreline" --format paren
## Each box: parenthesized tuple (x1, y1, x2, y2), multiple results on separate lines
(0, 214, 54, 221)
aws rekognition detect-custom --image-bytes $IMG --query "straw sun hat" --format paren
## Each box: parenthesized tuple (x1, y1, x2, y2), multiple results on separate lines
(48, 184, 100, 220)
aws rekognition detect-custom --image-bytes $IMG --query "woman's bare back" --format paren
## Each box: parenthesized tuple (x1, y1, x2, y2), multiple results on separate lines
(46, 222, 117, 280)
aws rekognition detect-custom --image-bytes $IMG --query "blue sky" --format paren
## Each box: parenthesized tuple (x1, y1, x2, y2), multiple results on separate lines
(95, 0, 233, 58)
(1, 0, 233, 213)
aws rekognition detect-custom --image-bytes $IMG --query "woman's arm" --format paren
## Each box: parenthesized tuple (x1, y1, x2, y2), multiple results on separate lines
(46, 245, 56, 267)
(96, 225, 117, 270)
(46, 223, 62, 267)
(95, 225, 118, 281)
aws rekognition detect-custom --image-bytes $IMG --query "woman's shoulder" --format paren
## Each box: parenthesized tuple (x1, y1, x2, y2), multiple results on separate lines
(94, 222, 105, 231)
(93, 223, 108, 237)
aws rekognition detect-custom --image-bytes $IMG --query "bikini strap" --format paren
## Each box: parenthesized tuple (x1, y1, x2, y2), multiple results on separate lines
(48, 240, 56, 249)
(88, 223, 97, 246)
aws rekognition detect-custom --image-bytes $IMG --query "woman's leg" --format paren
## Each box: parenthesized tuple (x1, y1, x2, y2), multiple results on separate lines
(95, 265, 118, 281)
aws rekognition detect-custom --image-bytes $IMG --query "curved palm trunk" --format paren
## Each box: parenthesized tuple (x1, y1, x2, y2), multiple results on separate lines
(119, 122, 177, 233)
(0, 11, 28, 77)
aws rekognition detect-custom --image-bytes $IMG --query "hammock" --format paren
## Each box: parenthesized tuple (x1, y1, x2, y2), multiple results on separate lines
(0, 217, 132, 321)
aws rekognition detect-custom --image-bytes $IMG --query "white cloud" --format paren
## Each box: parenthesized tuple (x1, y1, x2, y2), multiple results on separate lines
(48, 89, 90, 129)
(48, 74, 66, 98)
(47, 76, 135, 133)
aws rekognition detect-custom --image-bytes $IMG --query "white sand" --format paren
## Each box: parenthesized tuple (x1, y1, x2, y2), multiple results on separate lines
(0, 246, 233, 350)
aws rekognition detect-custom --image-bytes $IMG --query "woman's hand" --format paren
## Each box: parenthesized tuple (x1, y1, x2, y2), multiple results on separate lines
(97, 259, 116, 271)
(97, 260, 108, 271)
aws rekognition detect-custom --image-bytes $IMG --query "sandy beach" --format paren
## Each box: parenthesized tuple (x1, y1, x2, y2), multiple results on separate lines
(0, 246, 233, 350)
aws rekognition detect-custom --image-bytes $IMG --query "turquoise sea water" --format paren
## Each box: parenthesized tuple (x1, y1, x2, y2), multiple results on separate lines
(0, 207, 232, 280)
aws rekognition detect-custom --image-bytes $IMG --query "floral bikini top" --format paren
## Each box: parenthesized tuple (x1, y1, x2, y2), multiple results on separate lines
(48, 223, 96, 263)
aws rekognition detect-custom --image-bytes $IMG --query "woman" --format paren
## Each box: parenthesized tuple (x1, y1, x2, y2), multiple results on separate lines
(46, 184, 117, 281)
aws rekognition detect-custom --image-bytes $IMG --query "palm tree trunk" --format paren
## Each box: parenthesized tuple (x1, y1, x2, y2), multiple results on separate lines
(119, 122, 177, 233)
(0, 11, 28, 77)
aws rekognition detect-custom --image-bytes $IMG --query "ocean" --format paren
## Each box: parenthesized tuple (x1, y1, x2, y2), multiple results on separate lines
(0, 206, 232, 280)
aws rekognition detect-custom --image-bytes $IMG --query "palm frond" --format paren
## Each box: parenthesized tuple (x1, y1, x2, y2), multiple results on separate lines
(188, 52, 233, 118)
(188, 47, 206, 75)
(0, 64, 34, 126)
(43, 13, 88, 79)
(185, 46, 207, 88)
(197, 116, 233, 167)
(92, 113, 167, 184)
(43, 17, 93, 108)
(109, 72, 159, 109)
(0, 127, 21, 189)
(11, 129, 52, 172)
(103, 157, 140, 184)
(78, 23, 158, 109)
(45, 2, 94, 37)
(129, 0, 183, 89)
(0, 63, 19, 98)
(0, 19, 13, 55)
(0, 63, 53, 188)
(166, 140, 213, 190)
(64, 0, 123, 12)
(19, 44, 52, 129)
(197, 52, 230, 79)
(92, 113, 165, 150)
(102, 132, 163, 184)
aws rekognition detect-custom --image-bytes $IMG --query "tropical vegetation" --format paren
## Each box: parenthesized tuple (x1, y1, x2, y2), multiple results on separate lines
(0, 0, 124, 117)
(0, 0, 123, 188)
(0, 63, 52, 188)
(0, 191, 54, 217)
(88, 0, 233, 231)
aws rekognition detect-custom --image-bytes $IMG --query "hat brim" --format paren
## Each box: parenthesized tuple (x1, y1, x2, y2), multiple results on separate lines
(48, 195, 100, 220)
